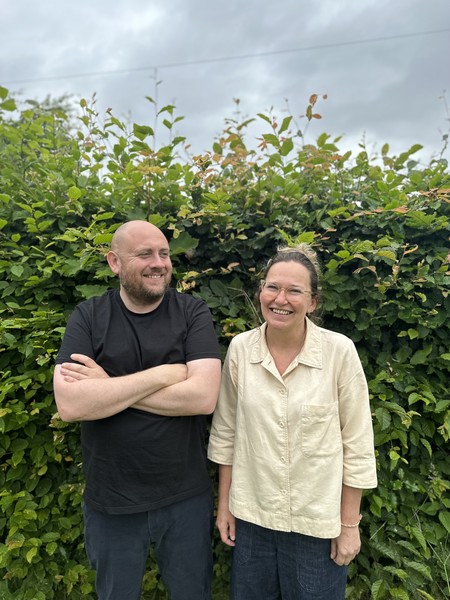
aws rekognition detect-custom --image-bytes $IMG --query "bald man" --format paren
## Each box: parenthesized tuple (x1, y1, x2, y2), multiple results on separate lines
(54, 220, 221, 600)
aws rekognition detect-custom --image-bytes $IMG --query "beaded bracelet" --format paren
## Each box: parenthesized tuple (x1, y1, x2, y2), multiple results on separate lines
(341, 514, 362, 528)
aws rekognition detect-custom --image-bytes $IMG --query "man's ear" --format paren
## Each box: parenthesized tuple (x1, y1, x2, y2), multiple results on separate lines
(106, 251, 120, 274)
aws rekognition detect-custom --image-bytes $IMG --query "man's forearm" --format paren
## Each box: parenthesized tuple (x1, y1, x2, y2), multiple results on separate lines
(133, 358, 221, 417)
(132, 379, 212, 416)
(54, 362, 186, 422)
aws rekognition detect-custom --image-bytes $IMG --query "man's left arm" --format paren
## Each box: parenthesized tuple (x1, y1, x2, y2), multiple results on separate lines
(133, 357, 221, 416)
(61, 356, 221, 416)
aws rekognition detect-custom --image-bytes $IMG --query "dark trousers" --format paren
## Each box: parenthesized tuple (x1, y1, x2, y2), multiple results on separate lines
(230, 519, 347, 600)
(83, 489, 214, 600)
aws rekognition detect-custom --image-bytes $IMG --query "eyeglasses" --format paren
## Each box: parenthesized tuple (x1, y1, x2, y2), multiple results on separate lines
(260, 281, 313, 300)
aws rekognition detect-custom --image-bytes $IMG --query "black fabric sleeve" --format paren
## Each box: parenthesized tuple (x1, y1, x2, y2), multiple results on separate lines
(183, 298, 221, 362)
(55, 304, 94, 364)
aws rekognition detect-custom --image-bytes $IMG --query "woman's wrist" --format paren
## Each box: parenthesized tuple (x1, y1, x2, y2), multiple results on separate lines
(341, 514, 362, 528)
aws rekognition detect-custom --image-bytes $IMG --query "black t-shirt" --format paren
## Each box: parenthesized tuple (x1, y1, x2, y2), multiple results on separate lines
(56, 288, 221, 514)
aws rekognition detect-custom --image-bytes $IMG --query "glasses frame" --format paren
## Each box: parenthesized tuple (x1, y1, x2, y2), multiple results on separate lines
(260, 280, 313, 300)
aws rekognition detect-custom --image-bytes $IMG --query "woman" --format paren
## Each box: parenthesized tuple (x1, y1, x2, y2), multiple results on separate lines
(208, 244, 377, 599)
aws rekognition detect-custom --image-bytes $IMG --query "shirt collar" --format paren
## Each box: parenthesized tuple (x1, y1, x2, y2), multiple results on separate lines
(250, 318, 323, 369)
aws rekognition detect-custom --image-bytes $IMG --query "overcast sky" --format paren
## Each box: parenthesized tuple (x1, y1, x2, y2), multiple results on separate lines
(2, 1, 450, 164)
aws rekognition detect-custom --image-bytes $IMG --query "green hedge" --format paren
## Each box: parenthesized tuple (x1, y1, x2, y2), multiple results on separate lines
(0, 87, 449, 599)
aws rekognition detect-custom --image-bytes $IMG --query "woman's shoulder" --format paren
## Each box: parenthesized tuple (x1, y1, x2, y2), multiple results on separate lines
(313, 320, 357, 351)
(228, 326, 264, 349)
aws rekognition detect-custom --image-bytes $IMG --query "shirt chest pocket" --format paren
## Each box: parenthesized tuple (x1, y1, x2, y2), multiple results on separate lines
(298, 405, 341, 458)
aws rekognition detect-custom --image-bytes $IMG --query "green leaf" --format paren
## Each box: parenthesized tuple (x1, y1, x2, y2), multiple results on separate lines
(371, 579, 386, 600)
(375, 407, 391, 430)
(10, 265, 24, 278)
(0, 544, 9, 568)
(435, 400, 450, 412)
(76, 284, 109, 300)
(133, 123, 154, 140)
(45, 542, 58, 556)
(278, 116, 292, 135)
(93, 211, 115, 222)
(410, 345, 433, 365)
(169, 232, 199, 255)
(420, 438, 432, 457)
(262, 133, 280, 147)
(93, 233, 113, 245)
(1, 98, 17, 111)
(280, 138, 294, 156)
(438, 511, 450, 534)
(11, 449, 25, 467)
(210, 280, 229, 297)
(409, 526, 427, 552)
(295, 231, 316, 244)
(402, 560, 431, 580)
(67, 186, 82, 200)
(257, 113, 272, 124)
(377, 249, 396, 261)
(26, 547, 38, 563)
(417, 591, 437, 600)
(390, 589, 410, 600)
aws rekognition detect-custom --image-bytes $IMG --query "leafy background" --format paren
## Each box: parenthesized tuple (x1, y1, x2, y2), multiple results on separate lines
(0, 86, 449, 599)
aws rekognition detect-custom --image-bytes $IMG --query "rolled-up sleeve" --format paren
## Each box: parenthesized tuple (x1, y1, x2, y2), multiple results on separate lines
(338, 342, 377, 489)
(208, 346, 238, 465)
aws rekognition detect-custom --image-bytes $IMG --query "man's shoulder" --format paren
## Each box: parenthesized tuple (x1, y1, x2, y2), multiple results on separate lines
(78, 288, 117, 304)
(73, 289, 118, 315)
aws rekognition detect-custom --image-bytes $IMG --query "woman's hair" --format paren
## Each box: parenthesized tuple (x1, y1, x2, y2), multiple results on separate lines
(262, 243, 321, 298)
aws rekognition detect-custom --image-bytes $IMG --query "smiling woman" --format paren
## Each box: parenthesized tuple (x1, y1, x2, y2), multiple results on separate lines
(208, 242, 377, 600)
(257, 246, 319, 354)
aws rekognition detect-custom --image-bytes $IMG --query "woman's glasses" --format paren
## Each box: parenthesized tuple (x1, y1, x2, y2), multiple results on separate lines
(260, 281, 313, 301)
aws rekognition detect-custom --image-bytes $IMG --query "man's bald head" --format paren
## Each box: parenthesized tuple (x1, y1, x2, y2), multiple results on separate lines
(111, 220, 168, 254)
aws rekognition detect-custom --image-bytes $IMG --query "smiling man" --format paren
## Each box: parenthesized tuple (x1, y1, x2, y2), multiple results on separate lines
(53, 220, 221, 600)
(108, 221, 172, 311)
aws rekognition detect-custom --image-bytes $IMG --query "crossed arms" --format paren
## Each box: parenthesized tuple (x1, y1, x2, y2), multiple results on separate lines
(53, 354, 221, 422)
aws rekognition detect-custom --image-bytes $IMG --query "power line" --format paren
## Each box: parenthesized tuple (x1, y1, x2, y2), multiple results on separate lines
(5, 28, 450, 86)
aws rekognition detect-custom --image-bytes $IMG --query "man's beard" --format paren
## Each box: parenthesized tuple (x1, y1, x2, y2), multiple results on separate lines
(120, 276, 170, 306)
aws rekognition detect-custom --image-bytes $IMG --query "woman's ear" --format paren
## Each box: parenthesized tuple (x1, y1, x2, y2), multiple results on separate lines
(106, 251, 120, 274)
(309, 296, 318, 314)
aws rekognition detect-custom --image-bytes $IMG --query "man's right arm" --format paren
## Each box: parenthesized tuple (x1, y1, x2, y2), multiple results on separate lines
(53, 358, 187, 422)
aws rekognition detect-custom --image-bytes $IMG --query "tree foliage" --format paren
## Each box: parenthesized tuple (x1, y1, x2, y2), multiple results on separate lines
(0, 86, 449, 599)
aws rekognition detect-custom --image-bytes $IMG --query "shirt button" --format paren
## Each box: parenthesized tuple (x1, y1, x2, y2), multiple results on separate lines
(281, 489, 287, 496)
(279, 421, 285, 428)
(281, 456, 286, 463)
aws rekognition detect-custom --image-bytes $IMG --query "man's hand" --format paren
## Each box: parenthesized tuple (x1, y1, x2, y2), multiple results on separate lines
(330, 527, 361, 566)
(60, 354, 109, 382)
(132, 358, 219, 416)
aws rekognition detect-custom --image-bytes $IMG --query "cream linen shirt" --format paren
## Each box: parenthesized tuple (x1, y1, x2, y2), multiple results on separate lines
(208, 318, 377, 539)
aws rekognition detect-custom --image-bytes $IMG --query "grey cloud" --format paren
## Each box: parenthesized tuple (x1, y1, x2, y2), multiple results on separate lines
(1, 0, 449, 162)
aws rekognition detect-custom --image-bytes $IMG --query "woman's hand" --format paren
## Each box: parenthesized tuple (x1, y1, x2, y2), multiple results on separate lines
(330, 526, 361, 566)
(60, 354, 109, 382)
(216, 504, 236, 547)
